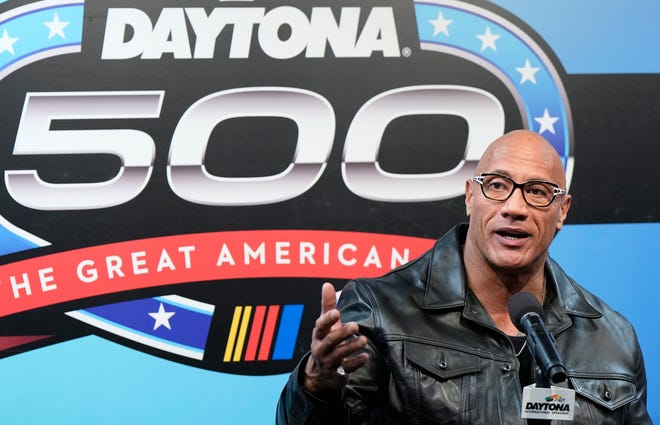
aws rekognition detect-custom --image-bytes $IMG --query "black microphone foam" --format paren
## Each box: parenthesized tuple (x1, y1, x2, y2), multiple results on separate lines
(508, 291, 543, 332)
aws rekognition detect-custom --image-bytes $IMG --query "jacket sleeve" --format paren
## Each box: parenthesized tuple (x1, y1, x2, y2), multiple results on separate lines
(623, 329, 653, 424)
(275, 354, 351, 425)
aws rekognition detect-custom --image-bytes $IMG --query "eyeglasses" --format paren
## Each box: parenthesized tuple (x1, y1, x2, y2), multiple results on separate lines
(472, 173, 567, 207)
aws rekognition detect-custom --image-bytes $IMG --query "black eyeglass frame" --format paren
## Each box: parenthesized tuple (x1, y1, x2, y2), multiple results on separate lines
(471, 172, 568, 208)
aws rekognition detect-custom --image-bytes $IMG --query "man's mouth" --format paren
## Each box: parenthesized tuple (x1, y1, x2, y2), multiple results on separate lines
(495, 229, 530, 240)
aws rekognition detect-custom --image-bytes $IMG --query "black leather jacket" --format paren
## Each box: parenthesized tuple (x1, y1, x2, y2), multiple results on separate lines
(277, 224, 651, 424)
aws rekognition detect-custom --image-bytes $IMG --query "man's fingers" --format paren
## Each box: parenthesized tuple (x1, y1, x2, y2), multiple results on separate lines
(313, 308, 342, 340)
(338, 352, 369, 375)
(320, 282, 338, 315)
(310, 282, 368, 377)
(328, 333, 367, 361)
(314, 313, 357, 343)
(313, 323, 364, 358)
(308, 332, 367, 376)
(314, 282, 342, 339)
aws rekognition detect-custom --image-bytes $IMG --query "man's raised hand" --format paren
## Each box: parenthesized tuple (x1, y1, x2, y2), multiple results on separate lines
(303, 282, 369, 397)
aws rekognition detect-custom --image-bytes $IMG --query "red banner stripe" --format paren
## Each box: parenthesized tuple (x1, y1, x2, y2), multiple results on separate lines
(0, 230, 434, 317)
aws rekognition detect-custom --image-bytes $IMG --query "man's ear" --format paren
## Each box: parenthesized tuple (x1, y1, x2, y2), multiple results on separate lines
(465, 179, 473, 217)
(555, 194, 572, 231)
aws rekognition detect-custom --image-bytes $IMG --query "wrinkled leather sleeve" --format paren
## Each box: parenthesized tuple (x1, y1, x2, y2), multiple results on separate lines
(620, 324, 652, 423)
(275, 354, 350, 425)
(561, 281, 653, 424)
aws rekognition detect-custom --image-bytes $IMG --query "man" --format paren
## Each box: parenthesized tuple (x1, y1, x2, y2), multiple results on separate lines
(276, 130, 651, 424)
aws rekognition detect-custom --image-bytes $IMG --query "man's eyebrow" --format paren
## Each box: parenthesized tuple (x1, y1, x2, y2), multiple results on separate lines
(486, 169, 557, 183)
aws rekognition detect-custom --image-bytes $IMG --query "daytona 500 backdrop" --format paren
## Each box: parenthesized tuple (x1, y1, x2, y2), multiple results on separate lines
(0, 0, 657, 422)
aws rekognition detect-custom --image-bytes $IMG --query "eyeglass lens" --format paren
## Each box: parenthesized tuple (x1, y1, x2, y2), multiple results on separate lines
(480, 174, 557, 207)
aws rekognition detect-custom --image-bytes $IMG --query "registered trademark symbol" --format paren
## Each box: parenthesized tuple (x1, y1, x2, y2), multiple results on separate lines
(401, 47, 412, 57)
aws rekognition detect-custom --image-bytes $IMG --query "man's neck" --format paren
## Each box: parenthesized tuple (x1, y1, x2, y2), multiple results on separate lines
(462, 244, 546, 335)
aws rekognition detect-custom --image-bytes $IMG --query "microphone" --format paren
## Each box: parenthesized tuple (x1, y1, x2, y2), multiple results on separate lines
(508, 291, 567, 385)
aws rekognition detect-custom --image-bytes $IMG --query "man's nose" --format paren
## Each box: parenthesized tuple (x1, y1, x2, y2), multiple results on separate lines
(501, 186, 529, 217)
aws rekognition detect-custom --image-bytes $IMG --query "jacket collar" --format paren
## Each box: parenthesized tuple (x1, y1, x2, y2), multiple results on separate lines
(421, 224, 602, 328)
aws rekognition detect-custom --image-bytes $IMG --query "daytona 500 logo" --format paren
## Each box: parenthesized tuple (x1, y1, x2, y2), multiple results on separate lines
(0, 0, 571, 374)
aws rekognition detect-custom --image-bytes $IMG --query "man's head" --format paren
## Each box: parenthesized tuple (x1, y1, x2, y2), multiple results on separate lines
(464, 130, 572, 273)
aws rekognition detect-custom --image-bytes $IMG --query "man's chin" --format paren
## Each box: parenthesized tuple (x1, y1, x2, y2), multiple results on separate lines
(490, 251, 547, 275)
(489, 252, 533, 272)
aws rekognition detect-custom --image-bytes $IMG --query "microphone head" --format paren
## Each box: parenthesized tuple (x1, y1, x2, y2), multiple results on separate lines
(508, 291, 544, 332)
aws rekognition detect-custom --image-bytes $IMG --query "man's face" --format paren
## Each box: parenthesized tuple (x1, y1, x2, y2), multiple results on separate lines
(464, 132, 572, 272)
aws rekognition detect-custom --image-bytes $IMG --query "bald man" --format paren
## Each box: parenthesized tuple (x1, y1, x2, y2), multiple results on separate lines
(276, 130, 651, 424)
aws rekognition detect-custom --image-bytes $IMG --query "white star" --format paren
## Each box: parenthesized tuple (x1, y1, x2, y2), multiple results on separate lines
(516, 59, 540, 84)
(148, 303, 176, 330)
(534, 109, 559, 134)
(428, 11, 452, 37)
(0, 29, 19, 55)
(44, 13, 70, 40)
(476, 26, 500, 51)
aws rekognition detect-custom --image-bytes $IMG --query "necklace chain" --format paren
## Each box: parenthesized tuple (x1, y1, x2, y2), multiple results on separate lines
(515, 340, 527, 357)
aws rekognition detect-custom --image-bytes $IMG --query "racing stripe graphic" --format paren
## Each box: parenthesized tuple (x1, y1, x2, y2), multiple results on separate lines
(223, 304, 304, 362)
(66, 295, 215, 360)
